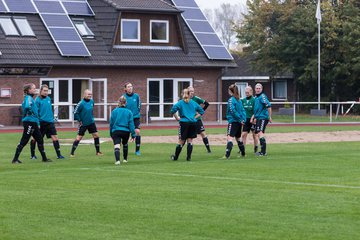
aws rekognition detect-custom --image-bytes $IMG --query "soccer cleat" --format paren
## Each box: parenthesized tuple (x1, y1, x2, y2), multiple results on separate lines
(207, 150, 212, 154)
(115, 161, 121, 165)
(12, 160, 22, 164)
(186, 156, 191, 161)
(30, 156, 37, 160)
(70, 154, 75, 158)
(57, 155, 65, 159)
(42, 159, 52, 162)
(256, 152, 267, 156)
(135, 151, 141, 156)
(254, 146, 258, 153)
(123, 159, 128, 163)
(96, 152, 103, 156)
(220, 155, 229, 160)
(170, 155, 177, 161)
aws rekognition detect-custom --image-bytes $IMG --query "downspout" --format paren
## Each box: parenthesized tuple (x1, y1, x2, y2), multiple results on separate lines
(217, 66, 229, 122)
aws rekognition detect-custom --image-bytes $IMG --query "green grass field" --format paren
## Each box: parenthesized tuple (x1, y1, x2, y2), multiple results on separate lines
(0, 129, 359, 240)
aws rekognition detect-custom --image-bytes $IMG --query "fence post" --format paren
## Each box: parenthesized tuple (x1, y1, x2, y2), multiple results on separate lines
(293, 103, 296, 124)
(220, 103, 223, 124)
(146, 104, 149, 126)
(329, 103, 332, 123)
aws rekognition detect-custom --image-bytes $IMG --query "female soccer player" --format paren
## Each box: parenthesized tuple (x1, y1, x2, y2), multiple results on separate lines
(12, 83, 51, 164)
(70, 89, 102, 157)
(251, 83, 272, 156)
(30, 84, 64, 159)
(240, 85, 258, 156)
(170, 88, 204, 161)
(224, 84, 246, 159)
(123, 82, 142, 156)
(110, 96, 136, 165)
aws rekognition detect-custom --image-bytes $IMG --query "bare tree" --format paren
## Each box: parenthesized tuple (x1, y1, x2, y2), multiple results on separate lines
(204, 3, 246, 50)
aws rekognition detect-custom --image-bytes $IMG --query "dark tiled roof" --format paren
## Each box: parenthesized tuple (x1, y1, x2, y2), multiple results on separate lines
(102, 0, 179, 12)
(223, 54, 268, 77)
(0, 0, 235, 68)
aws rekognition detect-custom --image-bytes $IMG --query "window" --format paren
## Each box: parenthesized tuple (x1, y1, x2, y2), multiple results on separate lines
(272, 80, 287, 100)
(121, 19, 140, 42)
(150, 20, 169, 43)
(13, 17, 35, 36)
(73, 19, 94, 38)
(235, 82, 248, 99)
(0, 17, 19, 36)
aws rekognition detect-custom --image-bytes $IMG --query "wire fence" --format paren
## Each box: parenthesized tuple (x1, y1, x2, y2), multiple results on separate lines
(1, 101, 359, 126)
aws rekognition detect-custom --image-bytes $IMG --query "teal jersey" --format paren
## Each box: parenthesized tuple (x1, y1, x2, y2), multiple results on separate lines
(110, 106, 136, 138)
(241, 96, 255, 119)
(22, 94, 39, 123)
(254, 93, 271, 120)
(170, 99, 204, 123)
(192, 95, 205, 120)
(73, 99, 95, 126)
(36, 96, 54, 123)
(226, 96, 246, 123)
(123, 93, 141, 119)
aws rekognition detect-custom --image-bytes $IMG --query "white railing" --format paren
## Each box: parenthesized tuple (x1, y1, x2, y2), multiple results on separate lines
(1, 101, 359, 125)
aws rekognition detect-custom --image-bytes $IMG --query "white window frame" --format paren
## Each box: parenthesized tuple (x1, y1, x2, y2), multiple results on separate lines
(121, 19, 140, 42)
(0, 16, 20, 36)
(271, 79, 288, 100)
(73, 19, 94, 38)
(235, 82, 248, 99)
(13, 17, 35, 37)
(147, 78, 193, 120)
(150, 20, 169, 43)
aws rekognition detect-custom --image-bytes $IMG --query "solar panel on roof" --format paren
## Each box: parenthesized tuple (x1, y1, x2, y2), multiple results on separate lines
(57, 41, 91, 56)
(4, 0, 36, 13)
(0, 1, 7, 12)
(33, 0, 65, 14)
(62, 1, 94, 16)
(49, 28, 82, 41)
(42, 14, 73, 27)
(171, 0, 233, 60)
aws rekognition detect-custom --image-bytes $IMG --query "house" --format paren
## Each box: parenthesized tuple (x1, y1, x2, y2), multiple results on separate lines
(221, 54, 294, 114)
(0, 0, 236, 125)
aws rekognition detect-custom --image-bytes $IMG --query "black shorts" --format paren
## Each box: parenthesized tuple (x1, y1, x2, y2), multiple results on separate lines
(242, 118, 255, 133)
(196, 119, 205, 134)
(19, 121, 44, 146)
(111, 130, 130, 145)
(40, 122, 57, 138)
(227, 122, 242, 138)
(255, 119, 269, 134)
(78, 123, 98, 136)
(134, 118, 141, 129)
(178, 122, 197, 141)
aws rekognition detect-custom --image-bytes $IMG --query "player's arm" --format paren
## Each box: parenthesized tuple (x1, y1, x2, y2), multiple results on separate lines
(194, 102, 204, 118)
(73, 101, 82, 122)
(128, 112, 136, 139)
(137, 95, 141, 112)
(203, 101, 209, 111)
(170, 103, 180, 121)
(267, 107, 272, 123)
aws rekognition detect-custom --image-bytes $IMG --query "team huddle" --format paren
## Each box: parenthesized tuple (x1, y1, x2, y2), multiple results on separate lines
(11, 82, 272, 164)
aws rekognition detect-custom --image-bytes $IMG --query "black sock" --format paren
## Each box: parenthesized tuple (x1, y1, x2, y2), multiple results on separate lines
(237, 140, 245, 155)
(13, 144, 24, 161)
(30, 139, 36, 157)
(114, 148, 120, 161)
(135, 136, 141, 152)
(94, 138, 100, 153)
(174, 144, 183, 160)
(53, 140, 61, 157)
(260, 137, 266, 154)
(225, 141, 233, 158)
(38, 143, 48, 161)
(187, 143, 193, 160)
(123, 144, 128, 160)
(71, 140, 80, 155)
(202, 137, 211, 152)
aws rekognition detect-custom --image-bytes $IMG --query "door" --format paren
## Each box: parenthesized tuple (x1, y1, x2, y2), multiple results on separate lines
(90, 78, 107, 121)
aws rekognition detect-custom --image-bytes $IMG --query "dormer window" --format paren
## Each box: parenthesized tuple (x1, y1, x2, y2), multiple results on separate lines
(150, 20, 169, 43)
(0, 17, 20, 36)
(121, 19, 140, 42)
(0, 16, 35, 37)
(73, 19, 94, 38)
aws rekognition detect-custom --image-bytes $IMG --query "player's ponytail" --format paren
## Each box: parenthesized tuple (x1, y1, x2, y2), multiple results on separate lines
(118, 96, 127, 107)
(23, 83, 35, 95)
(229, 84, 240, 100)
(182, 88, 190, 103)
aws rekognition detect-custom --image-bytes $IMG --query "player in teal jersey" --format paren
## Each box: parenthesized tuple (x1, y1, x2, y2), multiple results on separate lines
(188, 86, 211, 153)
(224, 84, 246, 159)
(70, 89, 103, 157)
(12, 83, 51, 164)
(170, 88, 204, 161)
(110, 96, 136, 165)
(240, 86, 258, 155)
(251, 83, 272, 156)
(30, 84, 64, 159)
(123, 82, 142, 156)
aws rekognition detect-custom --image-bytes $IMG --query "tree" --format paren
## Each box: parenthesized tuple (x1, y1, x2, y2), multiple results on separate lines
(204, 3, 246, 49)
(235, 0, 360, 101)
